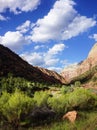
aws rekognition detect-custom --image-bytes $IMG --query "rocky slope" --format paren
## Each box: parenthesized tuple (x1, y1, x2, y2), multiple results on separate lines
(61, 43, 97, 83)
(0, 44, 66, 84)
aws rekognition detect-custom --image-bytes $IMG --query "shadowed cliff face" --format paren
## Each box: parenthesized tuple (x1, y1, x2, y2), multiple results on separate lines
(61, 43, 97, 82)
(0, 44, 66, 84)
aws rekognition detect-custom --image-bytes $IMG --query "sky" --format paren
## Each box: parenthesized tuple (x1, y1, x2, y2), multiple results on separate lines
(0, 0, 97, 73)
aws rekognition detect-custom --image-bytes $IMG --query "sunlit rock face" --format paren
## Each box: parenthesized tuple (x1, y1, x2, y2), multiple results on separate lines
(61, 64, 79, 82)
(61, 43, 97, 82)
(87, 43, 97, 66)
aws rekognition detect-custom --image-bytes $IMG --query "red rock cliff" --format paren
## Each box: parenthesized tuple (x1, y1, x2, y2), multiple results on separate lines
(61, 43, 97, 82)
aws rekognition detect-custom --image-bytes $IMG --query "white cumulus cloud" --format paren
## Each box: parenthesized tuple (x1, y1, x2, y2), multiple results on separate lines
(16, 20, 31, 33)
(0, 31, 29, 51)
(89, 34, 97, 41)
(31, 0, 96, 42)
(0, 14, 9, 21)
(44, 43, 65, 66)
(47, 43, 65, 55)
(20, 43, 65, 71)
(0, 0, 41, 14)
(34, 45, 46, 50)
(62, 16, 96, 40)
(21, 52, 44, 66)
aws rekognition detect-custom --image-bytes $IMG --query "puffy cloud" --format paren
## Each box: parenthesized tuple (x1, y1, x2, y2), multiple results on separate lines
(44, 43, 65, 66)
(16, 20, 31, 33)
(89, 34, 97, 41)
(47, 43, 65, 55)
(45, 58, 59, 66)
(20, 43, 65, 71)
(62, 16, 96, 40)
(0, 31, 29, 51)
(31, 0, 96, 42)
(34, 45, 46, 50)
(0, 0, 40, 14)
(0, 14, 9, 21)
(20, 52, 44, 66)
(31, 0, 76, 42)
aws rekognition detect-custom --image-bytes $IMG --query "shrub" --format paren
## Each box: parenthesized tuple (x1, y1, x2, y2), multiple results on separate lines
(2, 90, 36, 127)
(61, 86, 70, 94)
(0, 92, 10, 120)
(48, 88, 97, 115)
(68, 88, 96, 110)
(61, 86, 74, 94)
(34, 91, 50, 107)
(74, 81, 81, 87)
(48, 95, 69, 114)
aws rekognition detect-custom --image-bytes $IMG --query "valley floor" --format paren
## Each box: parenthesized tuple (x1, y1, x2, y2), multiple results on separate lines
(32, 111, 97, 130)
(1, 111, 97, 130)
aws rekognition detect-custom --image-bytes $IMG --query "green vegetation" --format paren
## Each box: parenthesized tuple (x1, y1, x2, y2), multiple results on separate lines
(0, 74, 51, 96)
(74, 81, 81, 87)
(32, 111, 97, 130)
(34, 91, 50, 107)
(48, 87, 97, 115)
(0, 90, 35, 127)
(60, 85, 73, 94)
(0, 73, 97, 129)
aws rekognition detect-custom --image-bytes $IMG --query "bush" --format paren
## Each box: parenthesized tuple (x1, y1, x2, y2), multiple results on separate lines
(61, 86, 68, 94)
(74, 81, 81, 87)
(48, 88, 97, 115)
(61, 86, 74, 94)
(0, 92, 10, 120)
(68, 88, 96, 110)
(48, 94, 69, 114)
(1, 90, 36, 127)
(34, 91, 50, 107)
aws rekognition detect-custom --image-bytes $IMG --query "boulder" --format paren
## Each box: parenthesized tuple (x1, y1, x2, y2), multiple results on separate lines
(63, 110, 77, 123)
(29, 107, 56, 122)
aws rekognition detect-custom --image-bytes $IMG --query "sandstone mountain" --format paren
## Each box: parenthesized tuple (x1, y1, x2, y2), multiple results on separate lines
(0, 44, 66, 84)
(61, 43, 97, 83)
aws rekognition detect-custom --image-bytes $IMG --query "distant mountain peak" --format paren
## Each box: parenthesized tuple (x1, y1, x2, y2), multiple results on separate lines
(88, 43, 97, 59)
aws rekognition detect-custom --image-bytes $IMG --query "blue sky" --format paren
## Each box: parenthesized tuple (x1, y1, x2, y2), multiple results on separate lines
(0, 0, 97, 72)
